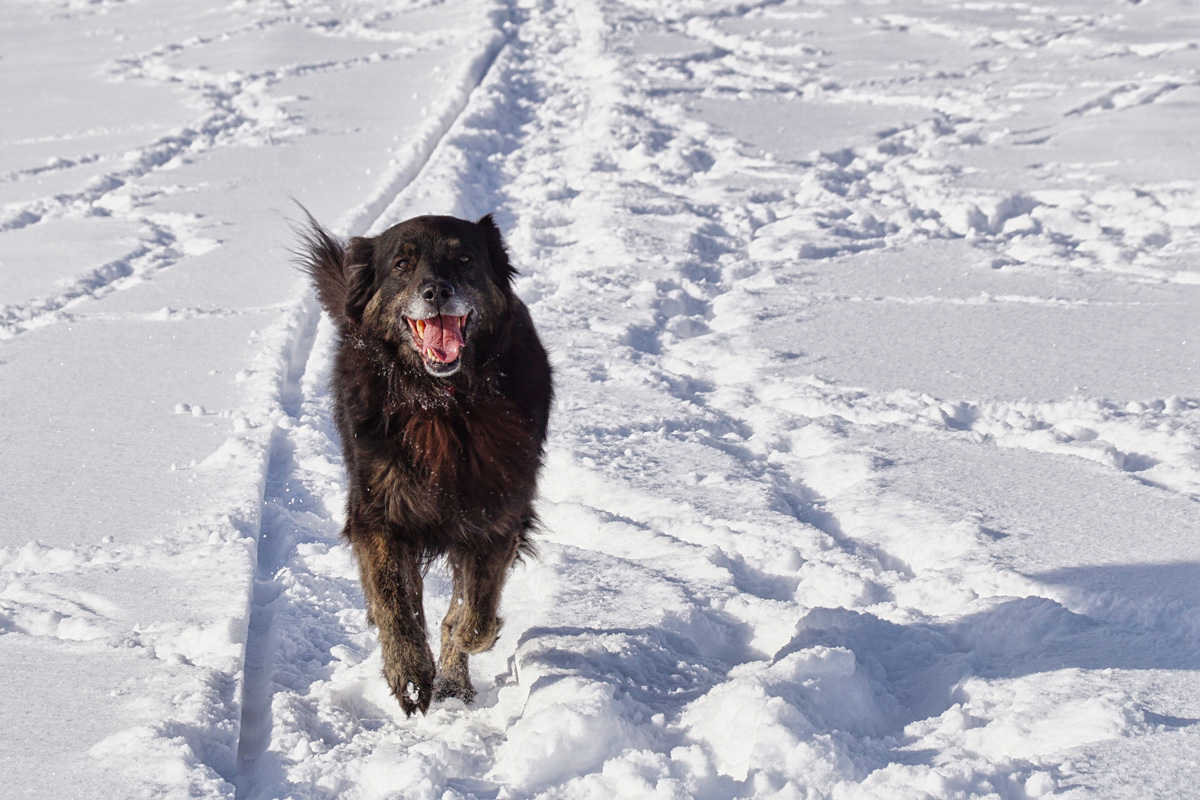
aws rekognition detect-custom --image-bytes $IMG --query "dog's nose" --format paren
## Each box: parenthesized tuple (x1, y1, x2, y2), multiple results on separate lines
(421, 280, 455, 303)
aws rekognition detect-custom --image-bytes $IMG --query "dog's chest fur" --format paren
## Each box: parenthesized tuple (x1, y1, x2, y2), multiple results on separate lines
(343, 362, 541, 539)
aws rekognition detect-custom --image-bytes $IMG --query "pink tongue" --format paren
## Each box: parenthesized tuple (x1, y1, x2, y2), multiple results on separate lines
(421, 315, 463, 363)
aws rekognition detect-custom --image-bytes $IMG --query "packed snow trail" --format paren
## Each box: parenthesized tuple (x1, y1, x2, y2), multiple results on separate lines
(2, 0, 1200, 798)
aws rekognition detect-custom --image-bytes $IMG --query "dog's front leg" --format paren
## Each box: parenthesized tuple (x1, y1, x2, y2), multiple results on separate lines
(434, 566, 474, 703)
(353, 527, 435, 716)
(435, 534, 521, 703)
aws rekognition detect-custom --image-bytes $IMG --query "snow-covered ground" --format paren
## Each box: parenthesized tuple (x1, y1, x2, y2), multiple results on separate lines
(2, 0, 1199, 797)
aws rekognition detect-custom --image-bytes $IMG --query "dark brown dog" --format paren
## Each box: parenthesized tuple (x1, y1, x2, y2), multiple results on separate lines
(297, 212, 552, 715)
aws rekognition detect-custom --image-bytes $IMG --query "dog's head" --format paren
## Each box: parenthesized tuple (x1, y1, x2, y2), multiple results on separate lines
(344, 215, 516, 377)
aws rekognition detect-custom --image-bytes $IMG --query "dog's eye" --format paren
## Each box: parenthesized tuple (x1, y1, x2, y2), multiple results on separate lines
(394, 258, 411, 270)
(458, 255, 471, 263)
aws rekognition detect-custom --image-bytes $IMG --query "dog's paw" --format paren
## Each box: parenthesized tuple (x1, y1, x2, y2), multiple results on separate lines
(455, 614, 502, 655)
(433, 673, 477, 705)
(383, 650, 436, 716)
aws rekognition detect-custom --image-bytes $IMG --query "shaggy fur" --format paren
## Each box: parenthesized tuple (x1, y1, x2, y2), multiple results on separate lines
(296, 211, 552, 714)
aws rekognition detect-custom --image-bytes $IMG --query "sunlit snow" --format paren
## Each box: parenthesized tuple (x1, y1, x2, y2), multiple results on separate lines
(2, 0, 1199, 798)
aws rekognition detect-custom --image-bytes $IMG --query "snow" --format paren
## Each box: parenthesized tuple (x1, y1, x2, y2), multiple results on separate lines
(2, 0, 1199, 797)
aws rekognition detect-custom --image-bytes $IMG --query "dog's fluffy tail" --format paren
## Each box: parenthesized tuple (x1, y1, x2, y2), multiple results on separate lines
(292, 205, 349, 324)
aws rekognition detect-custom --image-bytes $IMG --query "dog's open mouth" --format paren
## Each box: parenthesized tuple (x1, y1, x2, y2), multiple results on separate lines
(405, 314, 468, 374)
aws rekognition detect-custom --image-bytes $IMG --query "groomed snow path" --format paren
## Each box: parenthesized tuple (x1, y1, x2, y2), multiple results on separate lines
(2, 0, 1199, 798)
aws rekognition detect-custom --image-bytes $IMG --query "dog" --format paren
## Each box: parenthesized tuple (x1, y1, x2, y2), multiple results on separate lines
(297, 211, 552, 715)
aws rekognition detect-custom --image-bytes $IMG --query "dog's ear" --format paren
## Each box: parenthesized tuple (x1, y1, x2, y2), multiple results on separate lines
(344, 236, 377, 322)
(477, 214, 518, 287)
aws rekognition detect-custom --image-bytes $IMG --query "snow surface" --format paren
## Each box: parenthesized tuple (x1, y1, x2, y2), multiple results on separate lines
(2, 0, 1199, 798)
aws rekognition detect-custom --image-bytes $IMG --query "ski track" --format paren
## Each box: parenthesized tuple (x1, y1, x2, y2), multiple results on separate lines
(2, 0, 1199, 797)
(232, 4, 518, 797)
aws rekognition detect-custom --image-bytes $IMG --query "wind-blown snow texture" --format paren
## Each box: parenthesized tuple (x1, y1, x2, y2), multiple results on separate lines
(2, 0, 1199, 797)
